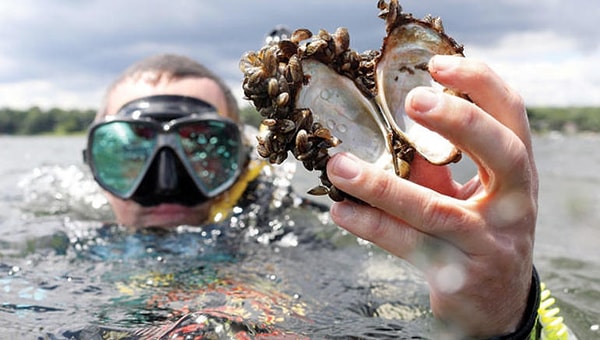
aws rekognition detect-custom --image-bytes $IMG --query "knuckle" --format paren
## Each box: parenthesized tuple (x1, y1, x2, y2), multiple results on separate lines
(368, 172, 396, 200)
(456, 103, 478, 130)
(459, 58, 492, 87)
(503, 137, 530, 175)
(470, 60, 490, 82)
(510, 91, 526, 111)
(503, 85, 526, 116)
(360, 210, 389, 241)
(420, 194, 467, 232)
(349, 167, 398, 204)
(420, 195, 446, 229)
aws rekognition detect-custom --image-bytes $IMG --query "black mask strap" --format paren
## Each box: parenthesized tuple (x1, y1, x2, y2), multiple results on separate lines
(116, 95, 218, 122)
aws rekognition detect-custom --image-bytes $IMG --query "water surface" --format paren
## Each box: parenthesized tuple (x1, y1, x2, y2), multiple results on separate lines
(0, 134, 598, 339)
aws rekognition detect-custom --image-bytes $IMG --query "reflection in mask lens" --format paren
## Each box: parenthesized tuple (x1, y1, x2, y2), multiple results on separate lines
(91, 122, 156, 196)
(89, 120, 243, 199)
(177, 121, 240, 193)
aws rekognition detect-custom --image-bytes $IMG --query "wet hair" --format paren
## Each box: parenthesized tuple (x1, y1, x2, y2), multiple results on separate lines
(96, 54, 239, 122)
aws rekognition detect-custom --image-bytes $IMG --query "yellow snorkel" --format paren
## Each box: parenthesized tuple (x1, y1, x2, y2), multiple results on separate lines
(208, 158, 267, 223)
(538, 282, 569, 340)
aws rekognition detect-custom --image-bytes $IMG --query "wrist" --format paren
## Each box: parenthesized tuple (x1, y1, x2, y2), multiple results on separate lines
(486, 266, 540, 340)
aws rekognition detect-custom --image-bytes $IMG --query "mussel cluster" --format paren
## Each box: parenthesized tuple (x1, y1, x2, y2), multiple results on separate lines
(240, 0, 464, 201)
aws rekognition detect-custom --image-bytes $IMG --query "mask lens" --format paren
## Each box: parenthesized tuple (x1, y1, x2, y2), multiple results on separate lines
(90, 121, 157, 196)
(177, 121, 241, 195)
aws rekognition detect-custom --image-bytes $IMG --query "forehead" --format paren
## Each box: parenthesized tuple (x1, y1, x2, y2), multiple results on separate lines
(105, 76, 230, 119)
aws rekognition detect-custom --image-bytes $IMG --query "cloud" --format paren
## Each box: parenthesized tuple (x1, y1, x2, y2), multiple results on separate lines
(468, 30, 600, 106)
(0, 78, 104, 110)
(0, 0, 597, 109)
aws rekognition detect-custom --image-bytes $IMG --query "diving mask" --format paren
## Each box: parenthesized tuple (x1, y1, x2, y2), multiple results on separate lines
(84, 95, 247, 206)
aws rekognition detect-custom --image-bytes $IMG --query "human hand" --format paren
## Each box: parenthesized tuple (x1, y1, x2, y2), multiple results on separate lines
(326, 55, 538, 337)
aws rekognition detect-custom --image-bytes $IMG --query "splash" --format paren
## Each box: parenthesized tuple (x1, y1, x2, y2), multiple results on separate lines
(18, 165, 113, 220)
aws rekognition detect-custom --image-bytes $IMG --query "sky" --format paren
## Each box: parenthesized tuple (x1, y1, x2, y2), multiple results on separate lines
(1, 0, 598, 111)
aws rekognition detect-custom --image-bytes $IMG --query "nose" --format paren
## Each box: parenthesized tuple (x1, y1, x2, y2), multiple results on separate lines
(155, 148, 179, 193)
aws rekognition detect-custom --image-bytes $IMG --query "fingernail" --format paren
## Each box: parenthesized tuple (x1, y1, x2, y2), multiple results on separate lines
(430, 54, 459, 72)
(331, 202, 355, 220)
(330, 153, 360, 180)
(409, 87, 440, 114)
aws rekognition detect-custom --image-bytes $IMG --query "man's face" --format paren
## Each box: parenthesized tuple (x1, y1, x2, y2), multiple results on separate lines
(101, 76, 232, 228)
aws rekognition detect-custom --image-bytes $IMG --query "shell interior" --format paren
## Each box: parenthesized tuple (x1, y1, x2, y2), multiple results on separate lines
(296, 59, 393, 171)
(375, 20, 463, 165)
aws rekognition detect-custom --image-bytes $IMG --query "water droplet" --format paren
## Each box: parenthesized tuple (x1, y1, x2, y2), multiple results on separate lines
(337, 124, 348, 133)
(320, 88, 332, 100)
(195, 314, 208, 323)
(434, 264, 465, 294)
(326, 119, 336, 129)
(591, 324, 599, 331)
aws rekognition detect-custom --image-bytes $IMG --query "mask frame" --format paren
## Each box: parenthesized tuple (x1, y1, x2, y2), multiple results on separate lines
(83, 95, 248, 206)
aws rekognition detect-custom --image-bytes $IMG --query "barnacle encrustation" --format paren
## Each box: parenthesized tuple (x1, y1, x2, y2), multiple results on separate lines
(239, 0, 464, 201)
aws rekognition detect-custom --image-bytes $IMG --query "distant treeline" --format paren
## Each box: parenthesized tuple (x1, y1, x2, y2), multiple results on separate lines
(0, 107, 260, 135)
(1, 106, 599, 135)
(0, 107, 96, 135)
(527, 107, 600, 133)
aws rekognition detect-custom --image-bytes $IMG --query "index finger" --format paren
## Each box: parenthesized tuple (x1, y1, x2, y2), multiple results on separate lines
(428, 55, 532, 151)
(406, 87, 533, 192)
(327, 152, 476, 237)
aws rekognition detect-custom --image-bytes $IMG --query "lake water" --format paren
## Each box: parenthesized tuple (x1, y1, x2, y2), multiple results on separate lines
(0, 134, 598, 339)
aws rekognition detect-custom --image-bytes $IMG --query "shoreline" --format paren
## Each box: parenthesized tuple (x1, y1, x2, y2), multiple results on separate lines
(2, 105, 599, 136)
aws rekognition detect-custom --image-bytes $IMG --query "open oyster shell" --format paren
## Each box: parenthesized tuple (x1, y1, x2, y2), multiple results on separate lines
(240, 0, 464, 201)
